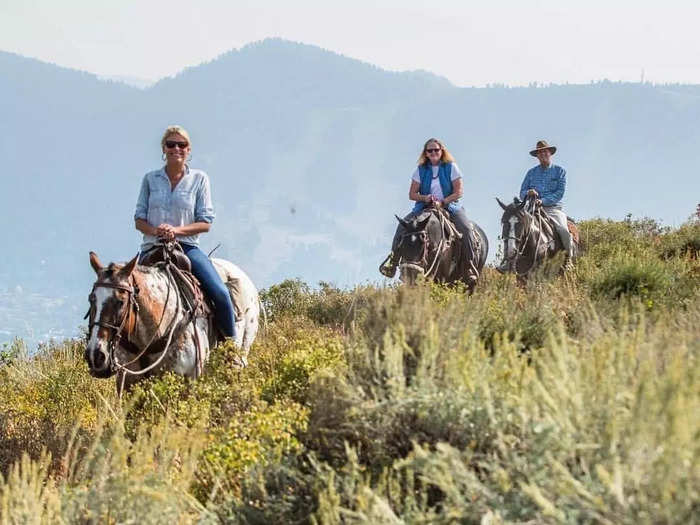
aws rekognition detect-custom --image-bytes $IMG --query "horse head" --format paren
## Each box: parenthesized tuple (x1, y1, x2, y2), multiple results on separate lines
(84, 252, 139, 378)
(395, 212, 439, 284)
(496, 197, 531, 272)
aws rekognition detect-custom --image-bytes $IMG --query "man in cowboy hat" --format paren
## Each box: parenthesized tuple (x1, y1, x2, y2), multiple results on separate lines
(498, 139, 572, 271)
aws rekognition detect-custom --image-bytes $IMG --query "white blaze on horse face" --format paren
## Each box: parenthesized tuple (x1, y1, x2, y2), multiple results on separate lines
(87, 287, 112, 365)
(506, 216, 518, 258)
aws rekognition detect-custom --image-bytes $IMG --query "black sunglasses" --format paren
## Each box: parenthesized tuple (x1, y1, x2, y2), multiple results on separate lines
(165, 140, 189, 149)
(426, 148, 441, 154)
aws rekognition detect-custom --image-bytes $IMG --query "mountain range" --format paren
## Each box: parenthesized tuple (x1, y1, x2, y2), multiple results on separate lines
(1, 38, 699, 346)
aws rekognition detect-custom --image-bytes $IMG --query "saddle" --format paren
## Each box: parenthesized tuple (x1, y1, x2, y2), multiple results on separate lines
(533, 204, 580, 246)
(418, 207, 463, 243)
(140, 242, 192, 272)
(140, 242, 213, 324)
(140, 241, 243, 325)
(420, 206, 481, 262)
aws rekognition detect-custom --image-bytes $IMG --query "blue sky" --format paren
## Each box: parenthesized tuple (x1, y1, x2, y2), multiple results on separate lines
(1, 0, 697, 87)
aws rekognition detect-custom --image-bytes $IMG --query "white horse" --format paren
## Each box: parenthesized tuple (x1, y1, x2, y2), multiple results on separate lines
(84, 252, 260, 392)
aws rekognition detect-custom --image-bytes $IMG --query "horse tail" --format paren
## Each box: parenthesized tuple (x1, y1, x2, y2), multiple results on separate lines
(472, 223, 489, 271)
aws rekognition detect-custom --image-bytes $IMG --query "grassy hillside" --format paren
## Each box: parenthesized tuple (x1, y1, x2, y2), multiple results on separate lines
(1, 216, 698, 524)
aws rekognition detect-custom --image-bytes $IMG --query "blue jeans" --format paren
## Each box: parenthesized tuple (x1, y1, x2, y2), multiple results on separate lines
(181, 244, 236, 338)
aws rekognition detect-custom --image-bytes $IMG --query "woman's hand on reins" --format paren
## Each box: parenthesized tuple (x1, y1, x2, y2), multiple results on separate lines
(157, 223, 176, 241)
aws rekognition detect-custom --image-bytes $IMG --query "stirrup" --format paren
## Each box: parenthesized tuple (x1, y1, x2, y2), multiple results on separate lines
(379, 253, 397, 278)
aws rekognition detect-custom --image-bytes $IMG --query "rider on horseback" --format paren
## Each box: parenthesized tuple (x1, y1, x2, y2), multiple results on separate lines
(380, 138, 479, 282)
(134, 125, 236, 340)
(498, 139, 573, 272)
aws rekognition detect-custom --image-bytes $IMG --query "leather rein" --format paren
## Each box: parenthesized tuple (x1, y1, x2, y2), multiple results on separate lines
(398, 209, 460, 279)
(85, 267, 188, 377)
(85, 280, 140, 354)
(503, 200, 546, 276)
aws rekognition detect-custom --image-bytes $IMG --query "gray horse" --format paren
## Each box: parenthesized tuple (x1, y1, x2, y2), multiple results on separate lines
(496, 196, 579, 279)
(393, 208, 488, 290)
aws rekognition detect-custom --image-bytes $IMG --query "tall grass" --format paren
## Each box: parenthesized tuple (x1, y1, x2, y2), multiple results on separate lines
(0, 217, 698, 524)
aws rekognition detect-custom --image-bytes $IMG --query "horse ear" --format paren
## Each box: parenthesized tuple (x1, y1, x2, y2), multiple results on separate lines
(119, 254, 139, 278)
(517, 198, 526, 210)
(496, 197, 508, 210)
(395, 214, 409, 228)
(89, 252, 103, 274)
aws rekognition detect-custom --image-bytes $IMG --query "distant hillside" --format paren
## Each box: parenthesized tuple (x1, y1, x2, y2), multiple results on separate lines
(1, 38, 699, 345)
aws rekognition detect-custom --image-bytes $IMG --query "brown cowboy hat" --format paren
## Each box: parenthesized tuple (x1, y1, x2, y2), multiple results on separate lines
(529, 140, 557, 156)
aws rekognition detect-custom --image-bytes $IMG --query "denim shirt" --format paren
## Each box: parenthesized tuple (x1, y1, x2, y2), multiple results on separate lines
(134, 166, 215, 250)
(519, 164, 566, 207)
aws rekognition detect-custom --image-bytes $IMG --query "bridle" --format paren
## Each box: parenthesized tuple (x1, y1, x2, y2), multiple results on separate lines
(398, 210, 457, 279)
(85, 280, 139, 360)
(85, 267, 184, 378)
(502, 200, 545, 276)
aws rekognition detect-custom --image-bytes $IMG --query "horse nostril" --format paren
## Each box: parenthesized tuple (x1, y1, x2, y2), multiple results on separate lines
(93, 350, 106, 370)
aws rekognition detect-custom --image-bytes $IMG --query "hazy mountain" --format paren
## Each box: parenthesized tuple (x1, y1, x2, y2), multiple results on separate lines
(1, 38, 699, 346)
(98, 74, 155, 89)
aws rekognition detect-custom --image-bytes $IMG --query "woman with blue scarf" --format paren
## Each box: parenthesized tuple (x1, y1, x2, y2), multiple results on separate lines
(380, 138, 478, 282)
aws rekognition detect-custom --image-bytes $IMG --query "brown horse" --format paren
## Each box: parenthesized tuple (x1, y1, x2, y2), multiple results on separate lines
(84, 252, 260, 393)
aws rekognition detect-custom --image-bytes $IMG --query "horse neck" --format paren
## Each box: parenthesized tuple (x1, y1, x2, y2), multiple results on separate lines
(426, 213, 444, 244)
(131, 268, 183, 348)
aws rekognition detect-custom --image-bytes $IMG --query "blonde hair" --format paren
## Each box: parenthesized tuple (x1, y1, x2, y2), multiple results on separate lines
(417, 137, 455, 165)
(160, 125, 192, 149)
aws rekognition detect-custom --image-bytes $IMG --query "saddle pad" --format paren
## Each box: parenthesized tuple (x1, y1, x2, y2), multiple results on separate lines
(226, 277, 245, 321)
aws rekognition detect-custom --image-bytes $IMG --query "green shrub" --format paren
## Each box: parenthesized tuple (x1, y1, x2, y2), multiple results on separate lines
(259, 278, 311, 320)
(658, 219, 700, 259)
(1, 217, 698, 524)
(0, 339, 115, 475)
(591, 255, 673, 301)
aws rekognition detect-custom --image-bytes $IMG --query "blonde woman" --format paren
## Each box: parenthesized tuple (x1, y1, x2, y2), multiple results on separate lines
(380, 138, 478, 281)
(134, 125, 236, 339)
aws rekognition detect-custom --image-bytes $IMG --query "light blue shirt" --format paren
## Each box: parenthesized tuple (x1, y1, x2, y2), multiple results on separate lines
(519, 163, 566, 207)
(134, 166, 215, 250)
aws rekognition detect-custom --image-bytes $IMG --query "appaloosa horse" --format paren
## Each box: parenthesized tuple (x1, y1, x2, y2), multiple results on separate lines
(84, 251, 260, 393)
(496, 196, 579, 279)
(394, 207, 489, 290)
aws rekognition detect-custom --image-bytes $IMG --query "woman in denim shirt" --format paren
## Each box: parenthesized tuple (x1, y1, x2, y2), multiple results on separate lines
(134, 125, 235, 339)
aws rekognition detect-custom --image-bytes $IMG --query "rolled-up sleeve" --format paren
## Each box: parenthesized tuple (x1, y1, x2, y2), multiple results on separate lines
(195, 174, 215, 224)
(134, 175, 149, 221)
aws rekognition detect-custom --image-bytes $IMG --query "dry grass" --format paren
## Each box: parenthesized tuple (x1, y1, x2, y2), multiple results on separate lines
(1, 217, 698, 524)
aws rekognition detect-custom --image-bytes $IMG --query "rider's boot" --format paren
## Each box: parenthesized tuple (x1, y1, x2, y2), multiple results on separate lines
(379, 252, 398, 278)
(561, 234, 574, 271)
